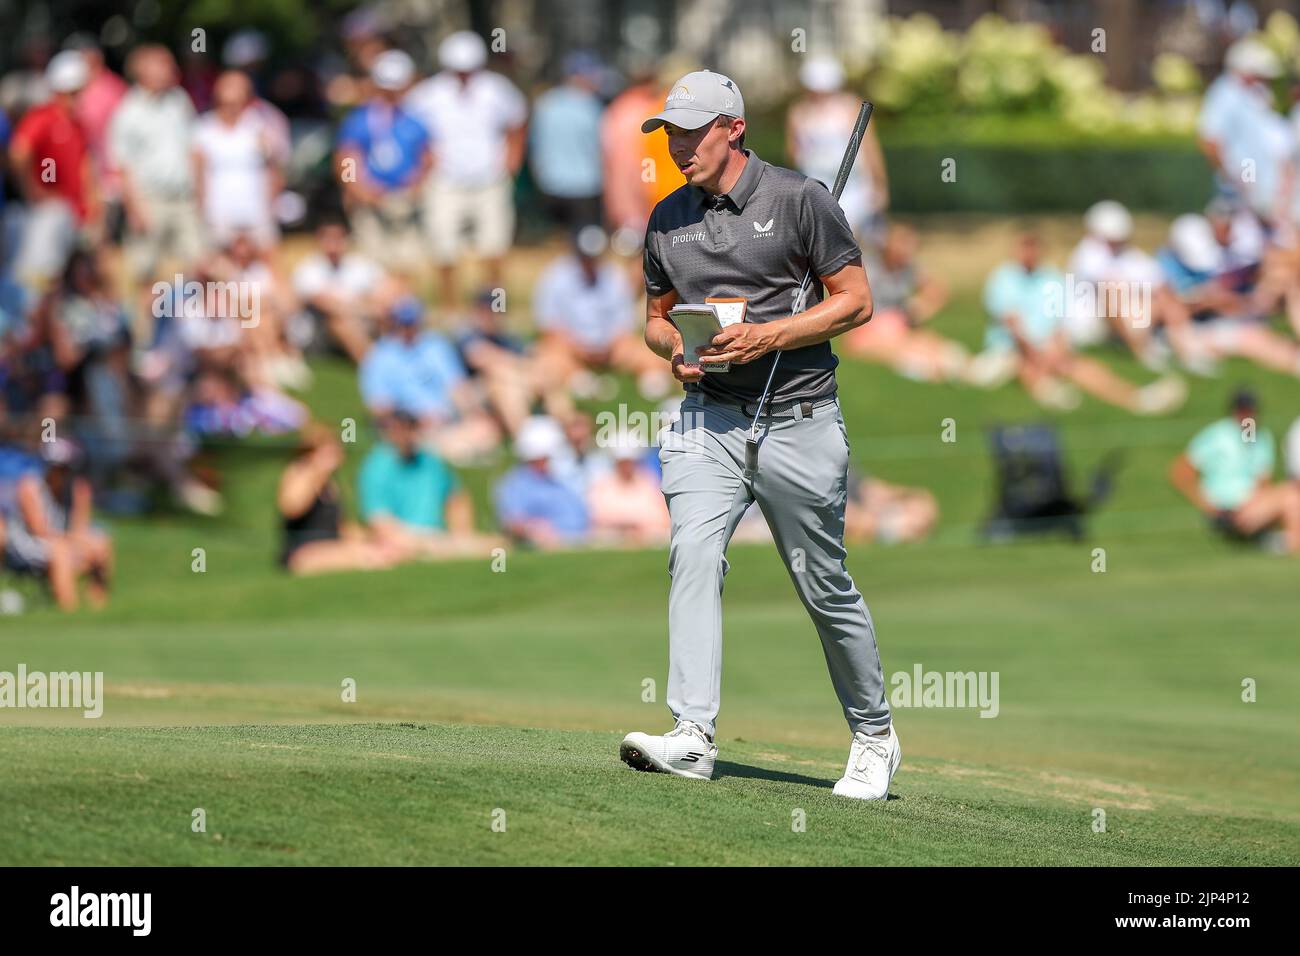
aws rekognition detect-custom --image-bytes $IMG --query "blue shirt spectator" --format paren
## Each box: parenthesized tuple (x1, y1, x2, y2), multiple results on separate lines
(494, 416, 589, 545)
(530, 81, 603, 199)
(337, 100, 431, 191)
(360, 298, 468, 421)
(359, 439, 460, 531)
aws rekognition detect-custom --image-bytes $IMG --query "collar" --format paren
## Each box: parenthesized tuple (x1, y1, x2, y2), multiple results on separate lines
(695, 149, 764, 213)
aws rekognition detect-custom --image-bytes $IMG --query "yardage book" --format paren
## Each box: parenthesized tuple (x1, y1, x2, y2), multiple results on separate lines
(668, 297, 747, 372)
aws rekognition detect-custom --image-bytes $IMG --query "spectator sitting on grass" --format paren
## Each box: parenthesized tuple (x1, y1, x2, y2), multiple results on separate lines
(844, 470, 939, 545)
(1169, 388, 1300, 555)
(359, 295, 500, 464)
(979, 231, 1186, 415)
(533, 225, 671, 400)
(3, 439, 111, 611)
(1155, 213, 1300, 379)
(278, 422, 407, 575)
(494, 415, 589, 550)
(839, 222, 977, 385)
(587, 432, 669, 545)
(359, 410, 499, 559)
(290, 216, 392, 363)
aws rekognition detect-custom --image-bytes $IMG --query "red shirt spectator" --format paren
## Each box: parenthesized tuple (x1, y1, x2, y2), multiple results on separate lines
(11, 99, 90, 220)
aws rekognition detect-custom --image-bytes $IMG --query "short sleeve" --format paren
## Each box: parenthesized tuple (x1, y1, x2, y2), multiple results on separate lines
(533, 264, 563, 328)
(497, 77, 528, 128)
(797, 177, 860, 278)
(336, 108, 367, 150)
(1186, 423, 1220, 471)
(1256, 432, 1276, 478)
(643, 219, 673, 297)
(983, 266, 1012, 318)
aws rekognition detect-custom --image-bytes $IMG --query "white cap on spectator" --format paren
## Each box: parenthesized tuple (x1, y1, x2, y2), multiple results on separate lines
(1084, 200, 1133, 243)
(800, 56, 844, 93)
(515, 416, 566, 462)
(1225, 38, 1281, 78)
(611, 432, 644, 462)
(440, 31, 487, 72)
(1169, 214, 1224, 274)
(372, 49, 416, 91)
(47, 50, 89, 93)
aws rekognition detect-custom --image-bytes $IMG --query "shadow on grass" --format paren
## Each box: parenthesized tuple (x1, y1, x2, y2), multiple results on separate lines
(715, 761, 903, 800)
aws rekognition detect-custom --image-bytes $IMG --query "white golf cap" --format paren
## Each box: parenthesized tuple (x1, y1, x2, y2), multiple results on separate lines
(440, 30, 487, 72)
(46, 49, 89, 93)
(371, 49, 415, 91)
(800, 56, 844, 93)
(642, 69, 745, 133)
(1225, 38, 1281, 78)
(515, 416, 566, 461)
(610, 432, 645, 462)
(1084, 200, 1133, 243)
(1169, 214, 1224, 274)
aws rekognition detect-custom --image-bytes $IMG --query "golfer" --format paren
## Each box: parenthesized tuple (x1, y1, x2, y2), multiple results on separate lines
(619, 70, 900, 799)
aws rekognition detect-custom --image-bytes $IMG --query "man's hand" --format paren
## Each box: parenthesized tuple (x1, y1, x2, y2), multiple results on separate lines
(695, 322, 779, 366)
(671, 351, 705, 383)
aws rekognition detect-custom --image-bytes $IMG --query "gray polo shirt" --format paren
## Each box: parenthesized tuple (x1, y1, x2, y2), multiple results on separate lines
(643, 149, 861, 405)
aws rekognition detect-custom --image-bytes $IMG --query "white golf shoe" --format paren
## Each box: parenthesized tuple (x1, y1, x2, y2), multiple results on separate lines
(832, 725, 901, 800)
(620, 719, 717, 780)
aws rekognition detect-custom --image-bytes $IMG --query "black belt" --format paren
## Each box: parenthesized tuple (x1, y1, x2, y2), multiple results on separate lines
(732, 395, 837, 420)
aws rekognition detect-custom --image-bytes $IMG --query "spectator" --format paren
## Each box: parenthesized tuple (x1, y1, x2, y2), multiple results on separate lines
(551, 409, 611, 499)
(844, 471, 939, 545)
(494, 415, 589, 549)
(1065, 200, 1209, 372)
(405, 31, 527, 310)
(981, 232, 1186, 414)
(1198, 38, 1285, 215)
(9, 51, 97, 289)
(3, 439, 112, 611)
(533, 225, 670, 399)
(65, 36, 127, 236)
(335, 50, 431, 276)
(1155, 213, 1300, 378)
(587, 434, 669, 545)
(358, 411, 498, 558)
(530, 52, 604, 229)
(211, 231, 307, 392)
(1287, 416, 1300, 480)
(110, 45, 205, 299)
(840, 222, 976, 384)
(359, 296, 500, 463)
(454, 288, 568, 435)
(787, 56, 889, 247)
(278, 422, 405, 574)
(290, 217, 391, 362)
(1169, 389, 1300, 554)
(193, 70, 283, 251)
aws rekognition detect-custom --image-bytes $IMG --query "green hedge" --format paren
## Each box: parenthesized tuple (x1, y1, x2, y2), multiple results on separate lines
(882, 142, 1214, 214)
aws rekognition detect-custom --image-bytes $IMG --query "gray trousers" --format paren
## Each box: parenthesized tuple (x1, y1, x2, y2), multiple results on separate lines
(658, 392, 892, 738)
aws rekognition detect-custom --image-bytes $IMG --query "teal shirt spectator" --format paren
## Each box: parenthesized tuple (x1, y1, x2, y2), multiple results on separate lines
(982, 261, 1066, 351)
(1186, 417, 1275, 510)
(359, 442, 460, 530)
(529, 85, 603, 199)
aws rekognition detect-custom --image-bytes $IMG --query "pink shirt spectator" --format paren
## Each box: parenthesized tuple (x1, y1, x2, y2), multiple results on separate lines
(77, 65, 128, 194)
(588, 465, 669, 540)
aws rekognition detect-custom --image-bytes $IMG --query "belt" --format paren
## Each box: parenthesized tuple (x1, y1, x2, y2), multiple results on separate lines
(730, 395, 838, 420)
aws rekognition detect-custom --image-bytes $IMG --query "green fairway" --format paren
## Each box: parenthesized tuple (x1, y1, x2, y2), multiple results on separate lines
(2, 239, 1299, 865)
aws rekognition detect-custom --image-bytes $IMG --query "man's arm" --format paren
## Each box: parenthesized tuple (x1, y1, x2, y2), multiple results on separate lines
(1169, 453, 1215, 515)
(645, 288, 706, 384)
(695, 258, 872, 366)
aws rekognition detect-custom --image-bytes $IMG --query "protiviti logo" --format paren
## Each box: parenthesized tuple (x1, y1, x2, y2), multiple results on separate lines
(50, 886, 151, 936)
(671, 231, 705, 246)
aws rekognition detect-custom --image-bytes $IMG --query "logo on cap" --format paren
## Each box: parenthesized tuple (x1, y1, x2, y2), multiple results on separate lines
(667, 85, 695, 102)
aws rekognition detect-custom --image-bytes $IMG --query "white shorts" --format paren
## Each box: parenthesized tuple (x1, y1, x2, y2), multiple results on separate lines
(423, 176, 514, 263)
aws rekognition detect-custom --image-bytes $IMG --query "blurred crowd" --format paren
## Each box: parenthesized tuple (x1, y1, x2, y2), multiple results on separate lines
(2, 22, 1299, 610)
